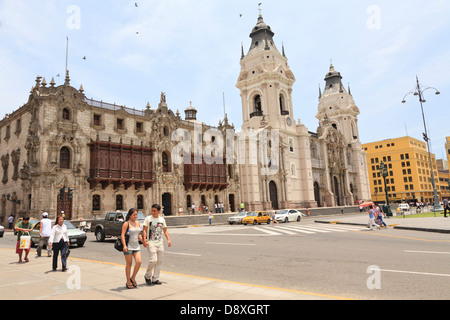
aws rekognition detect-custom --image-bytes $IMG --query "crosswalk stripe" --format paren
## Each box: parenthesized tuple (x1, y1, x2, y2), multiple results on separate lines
(287, 225, 331, 233)
(269, 225, 304, 235)
(253, 227, 284, 235)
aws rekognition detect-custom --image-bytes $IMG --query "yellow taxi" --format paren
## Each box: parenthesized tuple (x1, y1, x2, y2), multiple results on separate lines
(242, 211, 271, 225)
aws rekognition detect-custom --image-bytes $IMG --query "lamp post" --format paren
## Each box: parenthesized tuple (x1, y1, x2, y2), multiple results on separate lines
(379, 162, 392, 217)
(402, 76, 441, 212)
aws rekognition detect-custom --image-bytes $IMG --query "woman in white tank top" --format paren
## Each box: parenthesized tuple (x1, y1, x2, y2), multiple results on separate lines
(122, 208, 143, 289)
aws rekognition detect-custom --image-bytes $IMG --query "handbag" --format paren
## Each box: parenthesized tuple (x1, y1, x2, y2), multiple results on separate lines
(114, 223, 129, 252)
(19, 232, 31, 250)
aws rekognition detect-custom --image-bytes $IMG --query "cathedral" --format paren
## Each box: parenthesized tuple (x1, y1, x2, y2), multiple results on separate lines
(0, 13, 370, 222)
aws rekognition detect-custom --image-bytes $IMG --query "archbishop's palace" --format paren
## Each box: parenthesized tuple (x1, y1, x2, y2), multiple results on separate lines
(0, 14, 370, 222)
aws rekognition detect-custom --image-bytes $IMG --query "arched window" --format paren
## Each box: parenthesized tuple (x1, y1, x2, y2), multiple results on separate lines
(60, 147, 71, 169)
(62, 108, 71, 121)
(254, 95, 262, 113)
(162, 152, 171, 173)
(279, 94, 285, 112)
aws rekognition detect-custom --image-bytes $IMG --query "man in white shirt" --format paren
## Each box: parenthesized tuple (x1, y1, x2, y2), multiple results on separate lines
(37, 212, 52, 257)
(143, 204, 172, 285)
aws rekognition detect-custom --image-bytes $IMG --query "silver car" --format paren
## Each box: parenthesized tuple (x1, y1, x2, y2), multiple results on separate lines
(30, 220, 87, 247)
(0, 225, 4, 237)
(228, 212, 250, 225)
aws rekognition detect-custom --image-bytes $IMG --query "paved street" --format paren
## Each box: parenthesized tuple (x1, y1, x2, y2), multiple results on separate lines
(1, 214, 449, 301)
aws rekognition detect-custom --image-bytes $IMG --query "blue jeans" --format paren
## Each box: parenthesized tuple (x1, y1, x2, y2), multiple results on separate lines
(52, 239, 68, 270)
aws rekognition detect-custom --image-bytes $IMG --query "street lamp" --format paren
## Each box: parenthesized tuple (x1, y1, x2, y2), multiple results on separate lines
(402, 76, 441, 212)
(379, 162, 393, 217)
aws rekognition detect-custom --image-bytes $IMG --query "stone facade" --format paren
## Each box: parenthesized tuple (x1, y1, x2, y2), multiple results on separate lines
(236, 14, 370, 210)
(0, 73, 240, 222)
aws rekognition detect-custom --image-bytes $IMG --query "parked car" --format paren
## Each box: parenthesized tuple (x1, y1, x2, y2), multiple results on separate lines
(398, 203, 410, 212)
(91, 211, 146, 242)
(242, 211, 271, 225)
(228, 212, 250, 225)
(0, 225, 4, 237)
(30, 220, 87, 247)
(275, 209, 302, 223)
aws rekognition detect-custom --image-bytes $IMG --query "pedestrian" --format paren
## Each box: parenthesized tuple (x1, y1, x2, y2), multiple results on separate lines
(37, 212, 52, 257)
(221, 202, 225, 213)
(208, 211, 213, 225)
(271, 208, 279, 225)
(367, 205, 380, 231)
(215, 203, 218, 213)
(122, 208, 143, 289)
(49, 216, 70, 271)
(143, 204, 172, 286)
(443, 198, 449, 218)
(14, 217, 33, 263)
(240, 202, 245, 212)
(8, 214, 14, 230)
(375, 205, 388, 228)
(191, 203, 195, 215)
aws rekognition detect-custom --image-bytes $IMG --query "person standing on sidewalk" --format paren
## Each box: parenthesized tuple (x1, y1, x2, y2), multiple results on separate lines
(37, 212, 52, 257)
(49, 216, 70, 271)
(15, 217, 33, 263)
(8, 214, 14, 230)
(143, 204, 172, 286)
(122, 208, 143, 289)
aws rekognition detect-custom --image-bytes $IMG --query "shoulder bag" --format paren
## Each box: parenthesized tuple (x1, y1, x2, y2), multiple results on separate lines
(114, 222, 129, 252)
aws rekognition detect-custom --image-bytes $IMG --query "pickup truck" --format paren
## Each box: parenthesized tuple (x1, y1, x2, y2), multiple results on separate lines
(91, 211, 146, 242)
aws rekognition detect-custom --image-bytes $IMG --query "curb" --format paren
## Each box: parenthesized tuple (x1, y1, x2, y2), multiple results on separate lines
(314, 220, 449, 234)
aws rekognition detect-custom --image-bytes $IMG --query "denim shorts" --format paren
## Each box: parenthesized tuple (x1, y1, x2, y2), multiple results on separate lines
(124, 250, 140, 256)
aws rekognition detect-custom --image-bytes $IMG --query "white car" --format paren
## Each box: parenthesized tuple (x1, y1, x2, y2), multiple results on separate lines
(228, 212, 249, 225)
(398, 203, 410, 211)
(275, 209, 302, 223)
(0, 225, 4, 237)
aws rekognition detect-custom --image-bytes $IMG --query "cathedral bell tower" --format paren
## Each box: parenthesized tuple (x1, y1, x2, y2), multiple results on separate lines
(236, 13, 296, 132)
(316, 63, 361, 143)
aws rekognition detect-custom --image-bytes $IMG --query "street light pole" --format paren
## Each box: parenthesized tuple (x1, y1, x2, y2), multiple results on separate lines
(379, 162, 392, 217)
(402, 76, 441, 212)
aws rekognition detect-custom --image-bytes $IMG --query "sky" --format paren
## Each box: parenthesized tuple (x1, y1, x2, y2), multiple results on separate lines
(1, 0, 449, 158)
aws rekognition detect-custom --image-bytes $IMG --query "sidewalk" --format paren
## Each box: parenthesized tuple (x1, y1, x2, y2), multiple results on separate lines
(314, 213, 450, 234)
(0, 248, 346, 301)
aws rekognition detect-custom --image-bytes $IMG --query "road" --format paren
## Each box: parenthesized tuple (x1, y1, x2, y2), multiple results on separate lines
(2, 220, 449, 300)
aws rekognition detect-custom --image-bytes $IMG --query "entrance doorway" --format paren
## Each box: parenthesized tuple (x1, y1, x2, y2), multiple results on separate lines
(269, 181, 279, 210)
(229, 194, 236, 213)
(162, 193, 172, 216)
(314, 181, 321, 207)
(57, 194, 73, 220)
(333, 176, 341, 206)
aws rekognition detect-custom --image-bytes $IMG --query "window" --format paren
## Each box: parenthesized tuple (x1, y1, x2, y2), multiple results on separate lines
(62, 108, 71, 120)
(116, 195, 123, 211)
(162, 152, 170, 173)
(137, 195, 144, 210)
(117, 118, 124, 130)
(93, 114, 101, 126)
(136, 122, 143, 133)
(60, 147, 71, 169)
(254, 95, 262, 113)
(92, 195, 101, 211)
